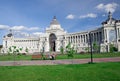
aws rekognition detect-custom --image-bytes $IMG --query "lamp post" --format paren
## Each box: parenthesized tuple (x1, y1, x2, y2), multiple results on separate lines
(89, 32, 93, 63)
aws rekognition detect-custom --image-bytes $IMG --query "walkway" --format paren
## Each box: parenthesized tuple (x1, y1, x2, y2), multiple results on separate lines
(0, 57, 120, 66)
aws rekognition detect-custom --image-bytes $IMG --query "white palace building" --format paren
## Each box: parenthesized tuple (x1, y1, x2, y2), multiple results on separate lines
(1, 12, 120, 54)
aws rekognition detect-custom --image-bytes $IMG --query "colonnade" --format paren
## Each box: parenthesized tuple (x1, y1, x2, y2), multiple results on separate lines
(14, 39, 39, 49)
(66, 31, 102, 45)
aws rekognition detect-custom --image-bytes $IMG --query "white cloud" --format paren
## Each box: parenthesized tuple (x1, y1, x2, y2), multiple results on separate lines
(0, 24, 43, 38)
(28, 27, 39, 31)
(79, 13, 97, 19)
(66, 14, 75, 19)
(19, 32, 30, 37)
(96, 3, 104, 9)
(96, 3, 118, 13)
(11, 26, 26, 31)
(10, 26, 40, 31)
(0, 25, 9, 30)
(13, 30, 45, 38)
(32, 32, 43, 36)
(102, 14, 106, 17)
(13, 31, 30, 37)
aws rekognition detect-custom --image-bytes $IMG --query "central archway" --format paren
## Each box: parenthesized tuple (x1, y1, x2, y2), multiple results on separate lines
(49, 33, 57, 52)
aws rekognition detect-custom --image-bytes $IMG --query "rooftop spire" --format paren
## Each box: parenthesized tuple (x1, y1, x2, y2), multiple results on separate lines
(53, 16, 56, 19)
(7, 29, 13, 37)
(50, 16, 59, 25)
(9, 29, 12, 33)
(108, 11, 112, 19)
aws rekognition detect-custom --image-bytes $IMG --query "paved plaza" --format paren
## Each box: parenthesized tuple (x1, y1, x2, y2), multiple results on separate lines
(0, 57, 120, 66)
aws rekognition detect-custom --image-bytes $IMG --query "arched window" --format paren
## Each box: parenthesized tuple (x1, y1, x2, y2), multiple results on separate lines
(49, 33, 57, 52)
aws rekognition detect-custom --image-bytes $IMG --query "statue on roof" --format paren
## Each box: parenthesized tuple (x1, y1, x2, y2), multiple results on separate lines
(108, 11, 112, 20)
(50, 16, 60, 25)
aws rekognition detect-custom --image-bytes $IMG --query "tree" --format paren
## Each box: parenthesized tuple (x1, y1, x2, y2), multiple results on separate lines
(19, 47, 23, 52)
(66, 43, 76, 58)
(60, 46, 64, 54)
(93, 42, 99, 53)
(7, 46, 23, 65)
(49, 48, 52, 54)
(25, 47, 29, 54)
(8, 46, 12, 55)
(8, 46, 23, 55)
(17, 47, 23, 55)
(110, 44, 118, 53)
(85, 47, 89, 53)
(0, 45, 3, 54)
(11, 46, 18, 65)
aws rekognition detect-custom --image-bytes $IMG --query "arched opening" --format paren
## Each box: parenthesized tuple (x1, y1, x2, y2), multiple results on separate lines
(49, 33, 57, 52)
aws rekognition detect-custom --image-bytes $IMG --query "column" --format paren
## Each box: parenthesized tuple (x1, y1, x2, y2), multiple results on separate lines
(79, 35, 80, 43)
(83, 35, 84, 43)
(79, 35, 81, 43)
(91, 33, 93, 42)
(94, 33, 96, 42)
(97, 32, 99, 42)
(72, 36, 74, 43)
(102, 29, 105, 40)
(81, 35, 82, 43)
(71, 36, 72, 43)
(117, 28, 119, 40)
(86, 34, 88, 43)
(69, 36, 71, 43)
(77, 35, 79, 43)
(96, 32, 98, 42)
(74, 35, 76, 44)
(76, 35, 78, 43)
(118, 28, 120, 38)
(73, 36, 75, 43)
(104, 29, 106, 42)
(84, 35, 85, 43)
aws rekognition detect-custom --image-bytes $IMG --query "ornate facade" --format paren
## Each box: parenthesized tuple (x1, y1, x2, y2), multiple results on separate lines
(1, 12, 120, 54)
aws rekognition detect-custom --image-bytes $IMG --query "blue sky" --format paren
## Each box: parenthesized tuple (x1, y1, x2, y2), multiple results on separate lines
(0, 0, 120, 44)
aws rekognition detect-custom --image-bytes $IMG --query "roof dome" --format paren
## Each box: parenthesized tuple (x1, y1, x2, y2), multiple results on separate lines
(7, 33, 13, 37)
(7, 29, 13, 37)
(102, 11, 116, 25)
(50, 16, 60, 25)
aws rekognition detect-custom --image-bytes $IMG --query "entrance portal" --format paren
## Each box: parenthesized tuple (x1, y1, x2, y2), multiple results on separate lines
(49, 33, 57, 52)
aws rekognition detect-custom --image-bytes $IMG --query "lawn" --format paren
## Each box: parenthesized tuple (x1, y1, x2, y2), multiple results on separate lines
(0, 52, 120, 61)
(56, 52, 120, 59)
(0, 62, 120, 81)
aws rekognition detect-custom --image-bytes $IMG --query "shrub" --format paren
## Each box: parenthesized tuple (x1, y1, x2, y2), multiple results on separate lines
(110, 44, 118, 53)
(60, 46, 64, 54)
(66, 43, 76, 58)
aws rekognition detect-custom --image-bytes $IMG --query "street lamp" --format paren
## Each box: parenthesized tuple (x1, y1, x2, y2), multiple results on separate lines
(89, 32, 93, 63)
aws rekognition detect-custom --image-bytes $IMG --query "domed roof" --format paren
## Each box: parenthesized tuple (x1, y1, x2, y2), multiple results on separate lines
(50, 16, 60, 25)
(7, 33, 13, 37)
(102, 11, 116, 25)
(7, 29, 13, 37)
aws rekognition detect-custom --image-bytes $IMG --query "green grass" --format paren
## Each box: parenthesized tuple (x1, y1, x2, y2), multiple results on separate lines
(0, 55, 32, 61)
(57, 52, 120, 59)
(0, 52, 120, 61)
(0, 62, 120, 81)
